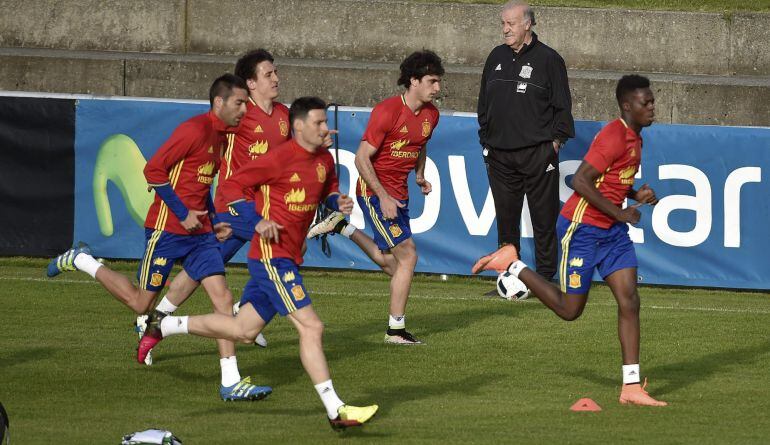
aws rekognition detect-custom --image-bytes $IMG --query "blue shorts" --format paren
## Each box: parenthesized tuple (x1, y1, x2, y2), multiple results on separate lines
(357, 195, 411, 250)
(557, 215, 637, 295)
(216, 210, 253, 263)
(239, 258, 312, 323)
(137, 229, 225, 292)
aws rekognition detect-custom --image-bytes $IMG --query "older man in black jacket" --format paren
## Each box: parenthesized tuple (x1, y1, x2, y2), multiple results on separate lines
(478, 0, 574, 282)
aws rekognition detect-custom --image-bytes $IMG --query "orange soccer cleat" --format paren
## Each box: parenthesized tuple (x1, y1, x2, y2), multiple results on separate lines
(619, 378, 668, 407)
(471, 244, 520, 274)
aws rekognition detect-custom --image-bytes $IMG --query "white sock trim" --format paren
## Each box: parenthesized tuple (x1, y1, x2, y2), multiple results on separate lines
(389, 314, 405, 330)
(220, 356, 241, 387)
(73, 253, 103, 279)
(340, 224, 356, 238)
(155, 296, 178, 314)
(507, 260, 528, 278)
(623, 364, 641, 385)
(160, 315, 188, 337)
(314, 379, 345, 419)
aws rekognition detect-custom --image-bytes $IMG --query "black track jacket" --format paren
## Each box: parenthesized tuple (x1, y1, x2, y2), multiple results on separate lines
(478, 32, 574, 151)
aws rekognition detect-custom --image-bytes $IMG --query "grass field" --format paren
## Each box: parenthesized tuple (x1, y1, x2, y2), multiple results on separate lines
(423, 0, 770, 12)
(1, 257, 769, 444)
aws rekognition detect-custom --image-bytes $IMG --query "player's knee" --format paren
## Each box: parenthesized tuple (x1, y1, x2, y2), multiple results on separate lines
(560, 308, 584, 322)
(618, 292, 640, 317)
(299, 318, 324, 340)
(209, 290, 235, 313)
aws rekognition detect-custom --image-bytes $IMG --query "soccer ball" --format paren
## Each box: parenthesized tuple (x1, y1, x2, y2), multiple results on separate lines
(496, 272, 530, 301)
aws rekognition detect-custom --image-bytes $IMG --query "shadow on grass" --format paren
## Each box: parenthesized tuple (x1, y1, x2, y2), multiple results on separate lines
(566, 339, 770, 398)
(0, 346, 57, 369)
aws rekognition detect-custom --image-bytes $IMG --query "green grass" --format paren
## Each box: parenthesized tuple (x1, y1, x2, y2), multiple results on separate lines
(2, 257, 769, 444)
(418, 0, 770, 13)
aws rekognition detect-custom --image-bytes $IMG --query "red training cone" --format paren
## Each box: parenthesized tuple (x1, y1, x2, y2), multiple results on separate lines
(570, 398, 602, 412)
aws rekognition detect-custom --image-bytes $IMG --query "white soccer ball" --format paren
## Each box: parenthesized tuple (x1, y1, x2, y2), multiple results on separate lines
(496, 272, 531, 301)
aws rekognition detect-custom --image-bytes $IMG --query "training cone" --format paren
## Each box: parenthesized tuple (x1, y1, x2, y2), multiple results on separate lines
(570, 398, 602, 412)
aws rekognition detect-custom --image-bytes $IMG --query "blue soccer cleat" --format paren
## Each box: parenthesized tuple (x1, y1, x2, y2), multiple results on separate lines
(220, 377, 272, 402)
(47, 242, 91, 277)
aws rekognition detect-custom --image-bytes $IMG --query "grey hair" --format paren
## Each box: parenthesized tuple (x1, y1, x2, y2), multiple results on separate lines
(502, 1, 536, 26)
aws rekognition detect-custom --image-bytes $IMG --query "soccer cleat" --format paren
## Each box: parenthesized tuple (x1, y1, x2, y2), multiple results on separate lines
(137, 310, 166, 364)
(220, 376, 272, 401)
(329, 404, 379, 431)
(384, 328, 424, 345)
(46, 242, 91, 277)
(619, 378, 668, 407)
(233, 302, 268, 348)
(306, 211, 347, 239)
(471, 244, 519, 274)
(135, 315, 153, 365)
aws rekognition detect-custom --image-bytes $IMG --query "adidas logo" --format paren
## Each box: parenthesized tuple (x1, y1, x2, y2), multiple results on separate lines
(545, 163, 555, 173)
(628, 370, 637, 375)
(495, 64, 502, 71)
(290, 173, 301, 183)
(207, 145, 214, 153)
(399, 125, 408, 133)
(254, 125, 264, 133)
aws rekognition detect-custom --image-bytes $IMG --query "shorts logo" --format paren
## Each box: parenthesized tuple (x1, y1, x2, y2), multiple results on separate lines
(228, 206, 239, 216)
(399, 125, 409, 134)
(568, 257, 583, 268)
(422, 120, 431, 137)
(282, 271, 296, 283)
(389, 224, 403, 238)
(316, 163, 326, 183)
(291, 284, 306, 301)
(150, 272, 164, 287)
(153, 257, 167, 266)
(279, 120, 289, 137)
(290, 173, 301, 183)
(568, 272, 582, 289)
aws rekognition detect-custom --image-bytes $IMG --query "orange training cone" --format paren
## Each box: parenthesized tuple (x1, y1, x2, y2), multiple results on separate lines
(570, 398, 602, 412)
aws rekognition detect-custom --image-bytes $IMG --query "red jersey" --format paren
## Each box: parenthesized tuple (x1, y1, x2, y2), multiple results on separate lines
(561, 119, 642, 229)
(356, 95, 439, 200)
(144, 111, 227, 235)
(214, 99, 290, 213)
(219, 139, 339, 264)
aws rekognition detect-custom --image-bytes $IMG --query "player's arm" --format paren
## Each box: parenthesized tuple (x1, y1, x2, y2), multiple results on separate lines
(627, 184, 658, 206)
(220, 154, 283, 241)
(572, 161, 640, 224)
(477, 52, 493, 149)
(354, 140, 403, 219)
(548, 53, 575, 150)
(143, 123, 206, 231)
(206, 191, 231, 241)
(414, 145, 431, 195)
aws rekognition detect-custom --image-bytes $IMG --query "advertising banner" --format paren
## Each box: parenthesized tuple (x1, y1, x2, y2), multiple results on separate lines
(73, 99, 770, 289)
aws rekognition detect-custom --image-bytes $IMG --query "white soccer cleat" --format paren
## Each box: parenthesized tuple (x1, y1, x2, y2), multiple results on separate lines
(306, 211, 346, 239)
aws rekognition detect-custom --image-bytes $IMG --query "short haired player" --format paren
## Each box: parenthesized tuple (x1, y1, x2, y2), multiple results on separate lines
(472, 75, 667, 406)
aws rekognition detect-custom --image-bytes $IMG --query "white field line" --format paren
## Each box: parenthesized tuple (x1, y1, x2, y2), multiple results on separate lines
(2, 276, 769, 315)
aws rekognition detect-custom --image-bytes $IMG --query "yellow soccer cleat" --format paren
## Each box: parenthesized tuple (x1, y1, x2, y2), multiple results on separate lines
(329, 404, 379, 431)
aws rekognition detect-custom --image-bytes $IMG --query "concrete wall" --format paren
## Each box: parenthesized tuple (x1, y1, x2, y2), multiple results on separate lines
(2, 0, 768, 75)
(2, 48, 769, 126)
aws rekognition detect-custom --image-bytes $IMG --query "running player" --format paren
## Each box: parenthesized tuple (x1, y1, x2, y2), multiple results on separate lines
(472, 75, 667, 406)
(309, 51, 443, 345)
(141, 49, 288, 353)
(137, 97, 378, 429)
(47, 74, 271, 402)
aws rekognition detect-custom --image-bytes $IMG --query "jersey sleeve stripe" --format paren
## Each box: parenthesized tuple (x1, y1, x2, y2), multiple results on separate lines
(225, 133, 236, 179)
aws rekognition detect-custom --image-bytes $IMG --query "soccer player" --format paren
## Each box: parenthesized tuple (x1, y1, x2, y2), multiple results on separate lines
(47, 74, 271, 402)
(472, 75, 667, 406)
(141, 49, 289, 352)
(137, 97, 379, 429)
(309, 51, 443, 345)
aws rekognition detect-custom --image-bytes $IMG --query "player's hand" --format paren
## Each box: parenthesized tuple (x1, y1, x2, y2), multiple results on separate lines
(322, 130, 338, 149)
(633, 184, 658, 205)
(256, 219, 284, 243)
(415, 176, 432, 195)
(378, 194, 404, 220)
(552, 140, 560, 154)
(616, 206, 641, 225)
(213, 222, 232, 242)
(337, 194, 354, 215)
(181, 210, 207, 232)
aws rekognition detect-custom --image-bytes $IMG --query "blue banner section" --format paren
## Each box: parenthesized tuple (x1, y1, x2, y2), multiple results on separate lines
(74, 99, 770, 289)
